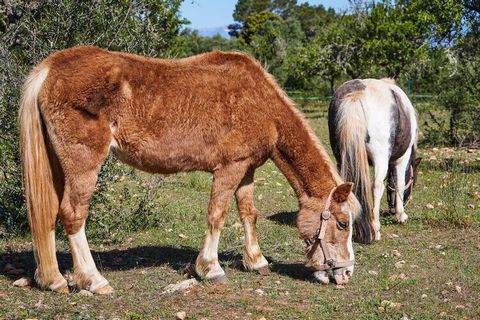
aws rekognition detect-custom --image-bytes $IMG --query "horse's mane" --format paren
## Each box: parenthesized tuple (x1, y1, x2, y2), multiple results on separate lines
(247, 54, 361, 218)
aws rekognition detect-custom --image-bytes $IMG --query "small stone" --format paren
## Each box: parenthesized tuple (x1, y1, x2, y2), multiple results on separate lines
(395, 260, 406, 269)
(467, 204, 475, 209)
(232, 222, 242, 229)
(388, 233, 399, 239)
(178, 233, 187, 239)
(426, 203, 434, 209)
(392, 250, 401, 257)
(368, 270, 378, 276)
(274, 280, 281, 284)
(79, 289, 93, 296)
(176, 311, 186, 320)
(254, 289, 265, 296)
(455, 285, 462, 293)
(258, 317, 267, 320)
(435, 245, 443, 249)
(421, 294, 427, 299)
(13, 277, 32, 287)
(439, 312, 447, 317)
(455, 305, 465, 309)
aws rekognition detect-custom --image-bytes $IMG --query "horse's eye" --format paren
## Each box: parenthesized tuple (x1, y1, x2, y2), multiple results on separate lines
(337, 221, 348, 230)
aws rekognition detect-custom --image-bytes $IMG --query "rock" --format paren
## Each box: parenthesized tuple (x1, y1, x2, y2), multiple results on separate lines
(395, 260, 406, 269)
(13, 277, 32, 287)
(421, 294, 427, 299)
(392, 250, 401, 257)
(379, 300, 401, 311)
(258, 317, 267, 320)
(439, 312, 447, 317)
(178, 233, 187, 239)
(455, 285, 462, 293)
(426, 203, 434, 209)
(161, 278, 199, 295)
(176, 311, 186, 320)
(79, 289, 93, 296)
(254, 288, 265, 296)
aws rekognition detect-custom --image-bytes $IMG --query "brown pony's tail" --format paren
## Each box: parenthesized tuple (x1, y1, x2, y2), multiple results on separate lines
(19, 67, 64, 289)
(335, 92, 375, 244)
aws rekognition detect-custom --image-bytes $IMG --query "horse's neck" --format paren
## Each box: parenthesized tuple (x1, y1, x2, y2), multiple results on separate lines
(273, 111, 338, 201)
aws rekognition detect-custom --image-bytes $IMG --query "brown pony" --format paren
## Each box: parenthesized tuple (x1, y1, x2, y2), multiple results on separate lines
(19, 46, 359, 294)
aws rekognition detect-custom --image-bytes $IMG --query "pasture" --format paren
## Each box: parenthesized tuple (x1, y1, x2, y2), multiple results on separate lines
(1, 101, 479, 319)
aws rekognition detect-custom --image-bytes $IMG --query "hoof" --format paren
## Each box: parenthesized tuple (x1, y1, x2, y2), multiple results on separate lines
(313, 271, 329, 284)
(54, 285, 70, 294)
(207, 274, 227, 284)
(93, 284, 114, 295)
(255, 266, 271, 276)
(396, 213, 408, 224)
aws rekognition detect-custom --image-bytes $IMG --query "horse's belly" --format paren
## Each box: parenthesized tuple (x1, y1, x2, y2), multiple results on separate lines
(110, 136, 219, 174)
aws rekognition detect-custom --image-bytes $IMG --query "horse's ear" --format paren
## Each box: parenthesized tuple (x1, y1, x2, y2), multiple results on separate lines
(332, 182, 353, 203)
(414, 157, 422, 167)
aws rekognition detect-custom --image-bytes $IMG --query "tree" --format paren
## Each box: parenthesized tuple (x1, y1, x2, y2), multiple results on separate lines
(0, 0, 186, 234)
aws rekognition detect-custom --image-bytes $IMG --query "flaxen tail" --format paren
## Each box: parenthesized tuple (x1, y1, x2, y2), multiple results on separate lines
(19, 67, 64, 289)
(334, 93, 375, 244)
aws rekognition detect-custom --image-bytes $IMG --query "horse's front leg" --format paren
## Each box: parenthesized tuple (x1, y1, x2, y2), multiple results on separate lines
(373, 158, 388, 241)
(195, 162, 248, 282)
(235, 170, 269, 275)
(394, 158, 410, 223)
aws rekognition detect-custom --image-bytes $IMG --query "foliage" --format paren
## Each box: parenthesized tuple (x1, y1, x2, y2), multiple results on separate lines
(0, 0, 186, 235)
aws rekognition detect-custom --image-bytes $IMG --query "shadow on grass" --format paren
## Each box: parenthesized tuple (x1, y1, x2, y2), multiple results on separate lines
(0, 245, 314, 282)
(267, 211, 298, 226)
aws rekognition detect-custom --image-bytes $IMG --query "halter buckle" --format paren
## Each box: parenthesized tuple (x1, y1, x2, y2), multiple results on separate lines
(321, 210, 331, 220)
(326, 259, 336, 268)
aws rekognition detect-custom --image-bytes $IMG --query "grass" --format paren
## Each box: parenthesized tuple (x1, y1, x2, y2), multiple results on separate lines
(1, 101, 479, 319)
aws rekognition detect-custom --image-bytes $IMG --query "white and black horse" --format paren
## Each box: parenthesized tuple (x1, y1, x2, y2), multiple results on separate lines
(328, 78, 421, 243)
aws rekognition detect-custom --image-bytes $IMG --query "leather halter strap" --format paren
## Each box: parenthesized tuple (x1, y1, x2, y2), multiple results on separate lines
(307, 188, 355, 271)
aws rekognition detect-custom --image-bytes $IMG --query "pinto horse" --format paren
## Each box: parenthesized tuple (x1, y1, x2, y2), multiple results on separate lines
(328, 79, 421, 244)
(19, 46, 360, 294)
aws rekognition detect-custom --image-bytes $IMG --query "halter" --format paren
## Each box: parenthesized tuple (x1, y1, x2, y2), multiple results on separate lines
(387, 165, 414, 209)
(306, 188, 355, 271)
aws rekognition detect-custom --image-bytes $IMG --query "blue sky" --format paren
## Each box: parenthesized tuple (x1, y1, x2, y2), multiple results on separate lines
(180, 0, 350, 30)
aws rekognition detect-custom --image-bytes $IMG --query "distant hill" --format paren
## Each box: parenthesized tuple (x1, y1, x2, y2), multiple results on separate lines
(197, 26, 230, 38)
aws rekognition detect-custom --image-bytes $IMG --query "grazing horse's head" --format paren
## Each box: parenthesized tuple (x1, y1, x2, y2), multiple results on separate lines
(387, 151, 422, 209)
(297, 183, 358, 285)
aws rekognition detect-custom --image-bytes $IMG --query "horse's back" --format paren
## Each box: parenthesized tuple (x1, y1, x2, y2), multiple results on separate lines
(36, 46, 282, 173)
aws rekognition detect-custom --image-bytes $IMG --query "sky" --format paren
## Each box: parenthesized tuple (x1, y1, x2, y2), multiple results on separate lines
(180, 0, 351, 30)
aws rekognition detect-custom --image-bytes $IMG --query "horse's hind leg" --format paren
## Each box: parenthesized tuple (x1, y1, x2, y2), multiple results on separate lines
(195, 161, 249, 282)
(61, 168, 112, 294)
(393, 154, 410, 223)
(235, 170, 269, 275)
(50, 116, 112, 294)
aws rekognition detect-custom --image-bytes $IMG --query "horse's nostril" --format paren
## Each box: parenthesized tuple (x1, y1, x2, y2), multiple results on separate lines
(345, 270, 352, 279)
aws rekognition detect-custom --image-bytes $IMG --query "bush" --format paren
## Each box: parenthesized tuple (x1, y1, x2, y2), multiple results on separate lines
(0, 0, 185, 236)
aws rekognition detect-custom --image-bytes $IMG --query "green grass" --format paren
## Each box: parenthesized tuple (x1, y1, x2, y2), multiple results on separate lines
(1, 103, 479, 319)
